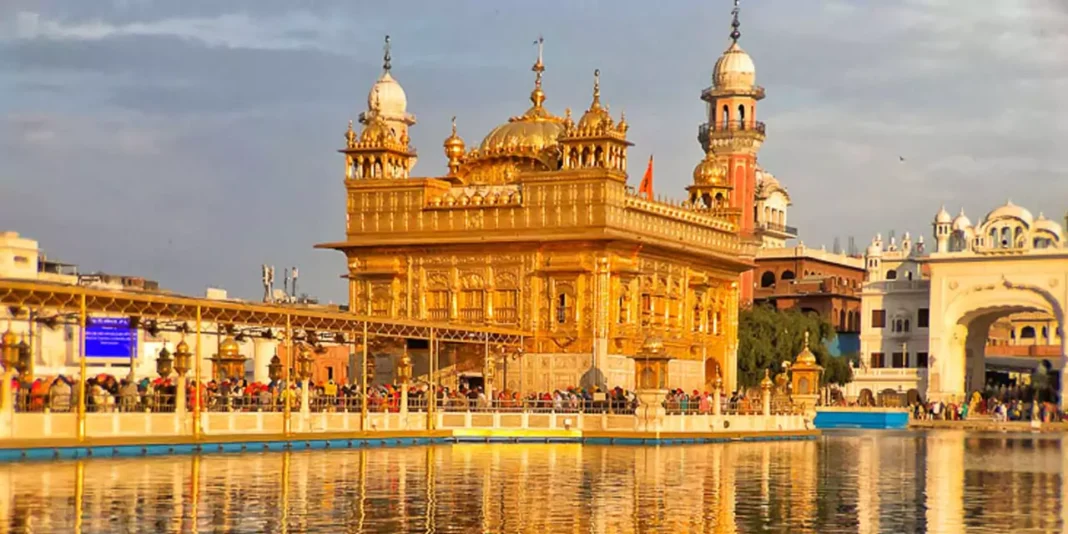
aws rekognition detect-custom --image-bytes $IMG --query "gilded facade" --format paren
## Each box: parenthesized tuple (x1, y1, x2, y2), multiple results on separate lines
(320, 16, 771, 394)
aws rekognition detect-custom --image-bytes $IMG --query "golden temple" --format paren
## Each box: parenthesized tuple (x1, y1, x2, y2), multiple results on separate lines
(319, 9, 774, 394)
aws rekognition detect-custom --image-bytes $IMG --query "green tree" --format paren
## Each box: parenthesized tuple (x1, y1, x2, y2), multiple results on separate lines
(736, 305, 852, 388)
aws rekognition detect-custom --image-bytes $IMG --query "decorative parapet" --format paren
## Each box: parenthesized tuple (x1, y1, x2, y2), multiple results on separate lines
(426, 184, 523, 210)
(862, 280, 930, 294)
(620, 193, 757, 257)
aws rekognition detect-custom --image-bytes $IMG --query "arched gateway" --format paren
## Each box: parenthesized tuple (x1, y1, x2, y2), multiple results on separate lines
(926, 204, 1068, 408)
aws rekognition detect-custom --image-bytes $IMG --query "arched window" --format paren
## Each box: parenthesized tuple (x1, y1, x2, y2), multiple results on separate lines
(738, 104, 746, 128)
(781, 270, 796, 281)
(760, 271, 776, 288)
(1020, 326, 1036, 339)
(1041, 326, 1048, 338)
(692, 304, 703, 332)
(1000, 227, 1011, 248)
(905, 271, 914, 280)
(838, 309, 846, 329)
(886, 270, 898, 280)
(556, 293, 574, 324)
(721, 105, 730, 129)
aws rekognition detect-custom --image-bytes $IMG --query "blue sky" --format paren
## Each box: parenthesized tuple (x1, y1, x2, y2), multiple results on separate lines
(2, 0, 1066, 303)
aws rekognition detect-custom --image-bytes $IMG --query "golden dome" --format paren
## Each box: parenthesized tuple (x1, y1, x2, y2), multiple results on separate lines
(692, 153, 729, 186)
(219, 336, 240, 357)
(639, 336, 665, 357)
(360, 115, 396, 145)
(1, 328, 16, 347)
(760, 369, 773, 389)
(444, 117, 465, 154)
(577, 69, 613, 132)
(175, 338, 190, 354)
(794, 331, 819, 366)
(468, 40, 564, 172)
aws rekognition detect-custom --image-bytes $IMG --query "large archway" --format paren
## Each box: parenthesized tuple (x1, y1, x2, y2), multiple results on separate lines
(929, 277, 1065, 407)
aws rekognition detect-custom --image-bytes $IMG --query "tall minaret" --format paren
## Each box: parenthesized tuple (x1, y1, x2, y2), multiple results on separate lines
(699, 0, 766, 302)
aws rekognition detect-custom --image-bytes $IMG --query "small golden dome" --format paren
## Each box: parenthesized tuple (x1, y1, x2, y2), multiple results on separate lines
(577, 69, 613, 132)
(639, 336, 665, 356)
(692, 154, 729, 186)
(360, 116, 395, 145)
(760, 369, 773, 389)
(617, 111, 628, 133)
(443, 116, 465, 154)
(794, 331, 818, 366)
(1, 328, 17, 347)
(175, 338, 190, 354)
(219, 336, 240, 357)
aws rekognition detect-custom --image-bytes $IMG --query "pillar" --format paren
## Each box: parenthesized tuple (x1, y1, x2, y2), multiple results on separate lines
(252, 339, 277, 384)
(712, 382, 721, 416)
(1060, 333, 1068, 412)
(924, 431, 964, 533)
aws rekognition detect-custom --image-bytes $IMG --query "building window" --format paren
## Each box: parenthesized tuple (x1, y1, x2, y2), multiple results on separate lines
(871, 310, 886, 328)
(886, 270, 898, 280)
(556, 293, 574, 324)
(493, 290, 519, 324)
(1020, 326, 1036, 339)
(640, 293, 652, 326)
(781, 270, 796, 281)
(459, 289, 486, 322)
(871, 353, 885, 368)
(917, 308, 930, 328)
(892, 318, 910, 333)
(760, 271, 776, 288)
(892, 352, 905, 368)
(714, 311, 722, 335)
(427, 290, 450, 321)
(617, 296, 628, 324)
(692, 305, 703, 332)
(916, 352, 929, 367)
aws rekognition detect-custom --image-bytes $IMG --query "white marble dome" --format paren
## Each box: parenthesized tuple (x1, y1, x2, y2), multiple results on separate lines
(984, 200, 1034, 227)
(934, 205, 952, 224)
(713, 42, 756, 91)
(951, 209, 972, 232)
(1033, 213, 1064, 241)
(367, 71, 408, 120)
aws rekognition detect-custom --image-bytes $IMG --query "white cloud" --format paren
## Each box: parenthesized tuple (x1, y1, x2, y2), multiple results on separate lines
(6, 10, 345, 51)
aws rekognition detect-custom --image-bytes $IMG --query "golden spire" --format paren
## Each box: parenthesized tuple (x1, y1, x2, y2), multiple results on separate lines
(383, 35, 392, 73)
(591, 68, 602, 109)
(530, 35, 546, 108)
(443, 115, 466, 175)
(345, 119, 356, 148)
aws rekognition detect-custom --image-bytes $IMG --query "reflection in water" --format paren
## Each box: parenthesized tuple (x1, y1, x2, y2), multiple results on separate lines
(0, 432, 1064, 533)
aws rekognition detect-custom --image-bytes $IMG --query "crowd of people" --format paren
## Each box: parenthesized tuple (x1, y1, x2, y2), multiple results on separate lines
(910, 390, 1065, 423)
(12, 375, 771, 416)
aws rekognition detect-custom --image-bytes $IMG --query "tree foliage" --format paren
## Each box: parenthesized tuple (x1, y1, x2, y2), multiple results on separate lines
(736, 305, 853, 388)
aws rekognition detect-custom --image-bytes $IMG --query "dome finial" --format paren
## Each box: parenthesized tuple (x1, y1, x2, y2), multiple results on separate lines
(383, 35, 392, 73)
(532, 35, 545, 87)
(730, 0, 742, 43)
(529, 35, 547, 108)
(591, 68, 601, 108)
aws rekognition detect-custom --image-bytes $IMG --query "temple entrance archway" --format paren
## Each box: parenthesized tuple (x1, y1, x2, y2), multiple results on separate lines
(928, 277, 1065, 407)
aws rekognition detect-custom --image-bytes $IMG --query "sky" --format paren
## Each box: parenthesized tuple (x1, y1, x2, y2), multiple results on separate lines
(2, 0, 1067, 303)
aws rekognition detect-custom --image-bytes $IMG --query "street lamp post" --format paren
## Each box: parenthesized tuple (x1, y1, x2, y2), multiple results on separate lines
(174, 338, 192, 415)
(0, 326, 19, 414)
(296, 343, 313, 417)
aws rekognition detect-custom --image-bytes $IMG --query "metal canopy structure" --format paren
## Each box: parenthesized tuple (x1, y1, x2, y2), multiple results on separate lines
(0, 279, 526, 345)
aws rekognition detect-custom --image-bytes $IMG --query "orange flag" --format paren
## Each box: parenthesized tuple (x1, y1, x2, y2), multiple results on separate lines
(638, 155, 653, 199)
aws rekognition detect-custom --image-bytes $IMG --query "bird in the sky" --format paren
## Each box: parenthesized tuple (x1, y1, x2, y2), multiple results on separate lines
(899, 156, 906, 162)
